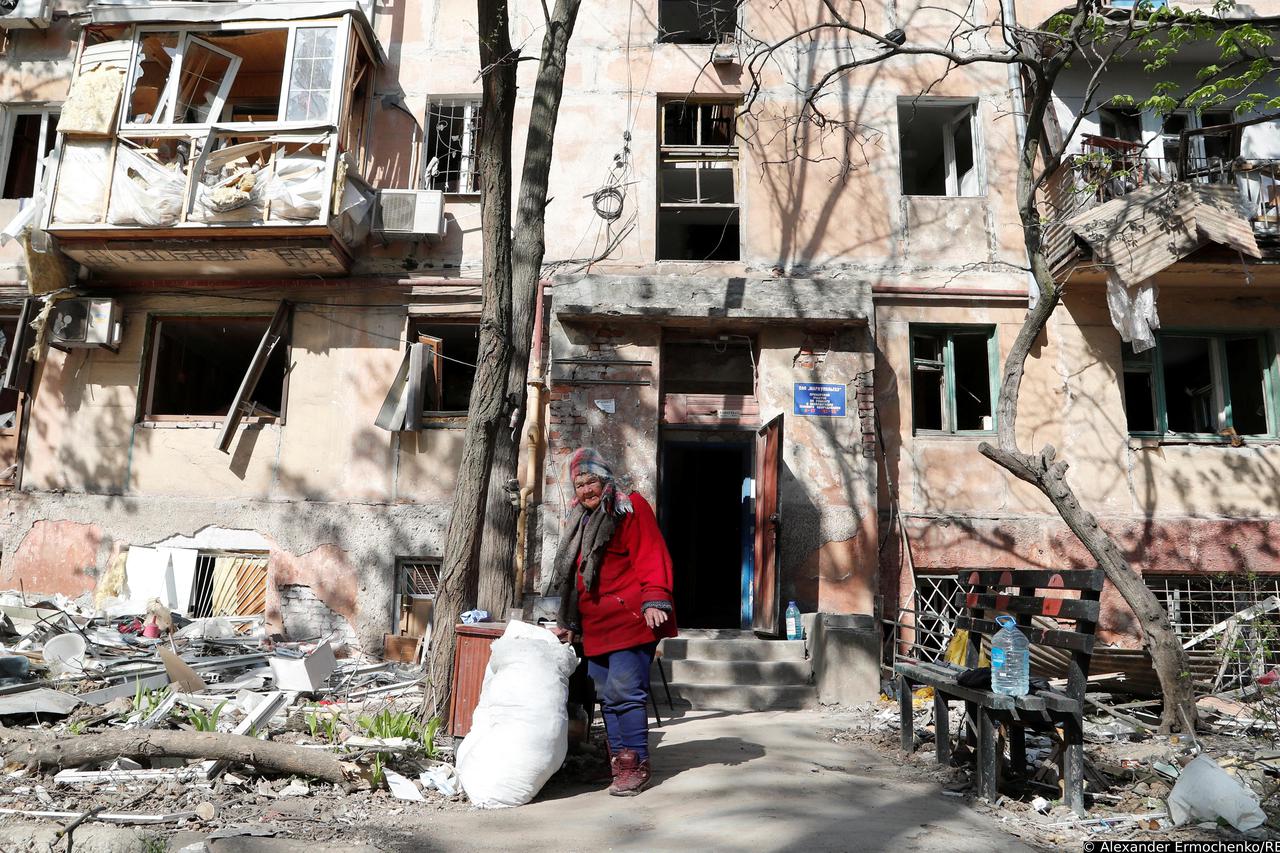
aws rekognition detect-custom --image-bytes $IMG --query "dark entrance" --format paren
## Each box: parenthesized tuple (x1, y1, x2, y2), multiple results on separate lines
(659, 438, 753, 629)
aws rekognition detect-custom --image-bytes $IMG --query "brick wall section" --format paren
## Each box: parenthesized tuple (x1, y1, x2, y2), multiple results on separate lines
(856, 369, 876, 459)
(278, 583, 359, 647)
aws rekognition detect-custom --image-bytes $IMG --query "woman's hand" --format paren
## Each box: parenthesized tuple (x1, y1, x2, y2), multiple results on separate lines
(549, 625, 576, 645)
(644, 607, 669, 629)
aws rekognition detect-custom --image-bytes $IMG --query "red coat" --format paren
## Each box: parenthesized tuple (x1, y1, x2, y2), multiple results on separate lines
(576, 492, 678, 657)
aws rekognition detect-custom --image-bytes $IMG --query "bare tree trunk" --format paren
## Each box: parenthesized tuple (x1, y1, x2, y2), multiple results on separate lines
(4, 729, 350, 785)
(428, 0, 517, 723)
(476, 0, 583, 616)
(980, 78, 1197, 730)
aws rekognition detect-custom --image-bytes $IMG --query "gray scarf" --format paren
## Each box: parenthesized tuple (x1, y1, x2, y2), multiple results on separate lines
(550, 502, 619, 627)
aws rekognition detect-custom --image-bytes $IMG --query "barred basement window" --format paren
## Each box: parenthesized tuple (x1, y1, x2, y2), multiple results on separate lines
(188, 551, 268, 618)
(911, 573, 963, 662)
(1146, 573, 1280, 688)
(424, 98, 480, 194)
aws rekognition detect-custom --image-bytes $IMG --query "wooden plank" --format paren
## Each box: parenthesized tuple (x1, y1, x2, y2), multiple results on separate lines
(957, 615, 1094, 654)
(962, 592, 1099, 622)
(956, 569, 1104, 591)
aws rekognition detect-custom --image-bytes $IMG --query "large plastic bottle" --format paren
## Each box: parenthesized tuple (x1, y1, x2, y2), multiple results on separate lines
(785, 601, 803, 641)
(990, 614, 1029, 696)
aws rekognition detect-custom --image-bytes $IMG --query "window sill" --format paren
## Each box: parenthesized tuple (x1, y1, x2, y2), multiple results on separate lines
(138, 418, 280, 429)
(912, 430, 997, 439)
(1128, 435, 1278, 448)
(420, 414, 467, 429)
(902, 193, 988, 200)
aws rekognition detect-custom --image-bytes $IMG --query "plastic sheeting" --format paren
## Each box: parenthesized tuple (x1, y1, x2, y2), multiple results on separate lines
(191, 154, 327, 223)
(50, 140, 111, 224)
(107, 145, 186, 227)
(1106, 274, 1160, 353)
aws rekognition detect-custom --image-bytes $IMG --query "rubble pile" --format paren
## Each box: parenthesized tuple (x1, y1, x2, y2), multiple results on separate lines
(0, 588, 464, 847)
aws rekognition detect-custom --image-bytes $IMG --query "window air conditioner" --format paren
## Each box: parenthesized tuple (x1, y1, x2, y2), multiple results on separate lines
(375, 189, 446, 239)
(50, 298, 123, 350)
(0, 0, 52, 29)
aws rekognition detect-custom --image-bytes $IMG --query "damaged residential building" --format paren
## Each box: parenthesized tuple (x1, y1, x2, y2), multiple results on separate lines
(0, 0, 1278, 711)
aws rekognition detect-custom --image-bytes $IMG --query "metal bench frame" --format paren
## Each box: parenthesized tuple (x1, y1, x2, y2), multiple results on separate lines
(894, 569, 1103, 814)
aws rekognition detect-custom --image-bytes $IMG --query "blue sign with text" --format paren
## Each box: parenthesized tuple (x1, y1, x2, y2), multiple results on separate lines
(793, 382, 847, 417)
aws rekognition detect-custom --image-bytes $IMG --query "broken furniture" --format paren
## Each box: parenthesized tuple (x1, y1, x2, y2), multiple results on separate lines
(894, 568, 1103, 813)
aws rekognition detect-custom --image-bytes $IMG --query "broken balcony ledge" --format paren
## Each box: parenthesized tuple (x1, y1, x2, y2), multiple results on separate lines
(1127, 434, 1280, 449)
(551, 273, 873, 325)
(136, 419, 279, 430)
(88, 0, 377, 30)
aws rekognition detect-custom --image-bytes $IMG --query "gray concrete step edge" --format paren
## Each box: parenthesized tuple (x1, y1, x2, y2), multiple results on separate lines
(663, 682, 818, 711)
(657, 658, 812, 686)
(659, 637, 807, 662)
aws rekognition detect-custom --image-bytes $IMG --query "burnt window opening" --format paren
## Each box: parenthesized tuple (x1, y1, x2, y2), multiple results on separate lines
(145, 316, 288, 420)
(424, 98, 480, 194)
(910, 327, 995, 434)
(1123, 333, 1274, 437)
(662, 337, 755, 395)
(658, 0, 738, 44)
(659, 101, 739, 261)
(1, 109, 58, 199)
(898, 100, 979, 197)
(1162, 111, 1236, 175)
(1099, 106, 1142, 143)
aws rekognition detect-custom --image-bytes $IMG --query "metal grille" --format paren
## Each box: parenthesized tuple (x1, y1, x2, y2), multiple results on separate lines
(188, 551, 269, 618)
(399, 559, 440, 597)
(910, 573, 964, 662)
(423, 99, 479, 194)
(1146, 573, 1280, 688)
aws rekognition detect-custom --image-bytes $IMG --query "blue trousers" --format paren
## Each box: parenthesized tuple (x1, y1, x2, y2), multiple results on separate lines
(588, 642, 657, 761)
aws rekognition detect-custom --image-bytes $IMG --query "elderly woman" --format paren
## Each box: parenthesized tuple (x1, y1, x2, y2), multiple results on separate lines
(549, 447, 677, 796)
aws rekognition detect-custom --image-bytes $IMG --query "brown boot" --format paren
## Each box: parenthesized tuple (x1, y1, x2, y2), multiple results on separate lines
(607, 749, 651, 797)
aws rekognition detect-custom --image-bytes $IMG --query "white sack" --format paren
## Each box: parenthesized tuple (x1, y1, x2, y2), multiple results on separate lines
(456, 620, 578, 808)
(261, 155, 326, 221)
(1106, 274, 1160, 353)
(51, 140, 111, 225)
(1168, 754, 1266, 831)
(107, 146, 186, 227)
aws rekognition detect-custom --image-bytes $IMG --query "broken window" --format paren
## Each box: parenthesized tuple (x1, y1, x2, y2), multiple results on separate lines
(910, 326, 996, 433)
(142, 314, 289, 421)
(898, 100, 980, 196)
(658, 0, 738, 44)
(188, 551, 269, 618)
(1, 108, 58, 199)
(658, 100, 739, 261)
(395, 557, 439, 639)
(1099, 106, 1142, 143)
(1162, 111, 1236, 177)
(1125, 332, 1275, 437)
(424, 98, 480, 194)
(662, 337, 755, 395)
(123, 24, 345, 129)
(0, 316, 19, 431)
(375, 321, 479, 430)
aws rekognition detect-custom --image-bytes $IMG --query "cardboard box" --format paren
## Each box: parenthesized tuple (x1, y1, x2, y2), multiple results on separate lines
(268, 640, 337, 692)
(404, 596, 434, 644)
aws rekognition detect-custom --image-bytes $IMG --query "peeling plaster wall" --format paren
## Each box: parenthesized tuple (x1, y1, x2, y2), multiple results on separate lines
(877, 281, 1280, 641)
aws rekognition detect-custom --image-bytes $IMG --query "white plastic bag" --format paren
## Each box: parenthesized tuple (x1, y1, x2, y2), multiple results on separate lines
(107, 145, 186, 227)
(1167, 754, 1267, 832)
(456, 620, 578, 808)
(261, 155, 326, 221)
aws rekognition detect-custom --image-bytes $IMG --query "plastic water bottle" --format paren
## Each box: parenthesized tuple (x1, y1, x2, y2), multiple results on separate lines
(991, 614, 1029, 696)
(785, 601, 803, 641)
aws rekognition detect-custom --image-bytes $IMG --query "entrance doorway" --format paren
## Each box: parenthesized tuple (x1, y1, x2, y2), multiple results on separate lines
(659, 437, 753, 629)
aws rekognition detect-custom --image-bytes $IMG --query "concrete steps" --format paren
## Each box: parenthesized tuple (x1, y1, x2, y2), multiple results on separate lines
(656, 631, 815, 712)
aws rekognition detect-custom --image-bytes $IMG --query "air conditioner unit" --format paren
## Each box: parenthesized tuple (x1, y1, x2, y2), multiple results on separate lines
(712, 34, 738, 65)
(0, 0, 52, 29)
(375, 189, 445, 238)
(50, 298, 122, 350)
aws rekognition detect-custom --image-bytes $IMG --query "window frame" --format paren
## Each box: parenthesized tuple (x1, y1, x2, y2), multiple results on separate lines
(0, 105, 60, 200)
(415, 319, 479, 420)
(423, 96, 481, 195)
(138, 312, 291, 426)
(909, 324, 999, 436)
(656, 0, 741, 45)
(1121, 329, 1279, 440)
(119, 19, 351, 135)
(657, 99, 741, 262)
(897, 97, 985, 199)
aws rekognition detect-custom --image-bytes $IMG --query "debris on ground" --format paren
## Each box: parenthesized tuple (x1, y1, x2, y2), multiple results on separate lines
(0, 586, 466, 848)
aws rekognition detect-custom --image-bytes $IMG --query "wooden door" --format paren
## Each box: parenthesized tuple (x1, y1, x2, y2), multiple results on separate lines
(752, 414, 783, 636)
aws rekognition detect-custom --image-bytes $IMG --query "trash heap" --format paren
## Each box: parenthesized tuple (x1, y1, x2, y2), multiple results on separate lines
(0, 587, 463, 844)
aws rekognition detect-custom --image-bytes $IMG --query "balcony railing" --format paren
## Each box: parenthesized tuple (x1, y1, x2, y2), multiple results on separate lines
(1042, 133, 1280, 269)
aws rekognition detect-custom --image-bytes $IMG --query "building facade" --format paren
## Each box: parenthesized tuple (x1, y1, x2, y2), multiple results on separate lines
(0, 0, 1276, 675)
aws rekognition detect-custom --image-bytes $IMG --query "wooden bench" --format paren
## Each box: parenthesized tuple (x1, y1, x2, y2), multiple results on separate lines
(894, 568, 1103, 814)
